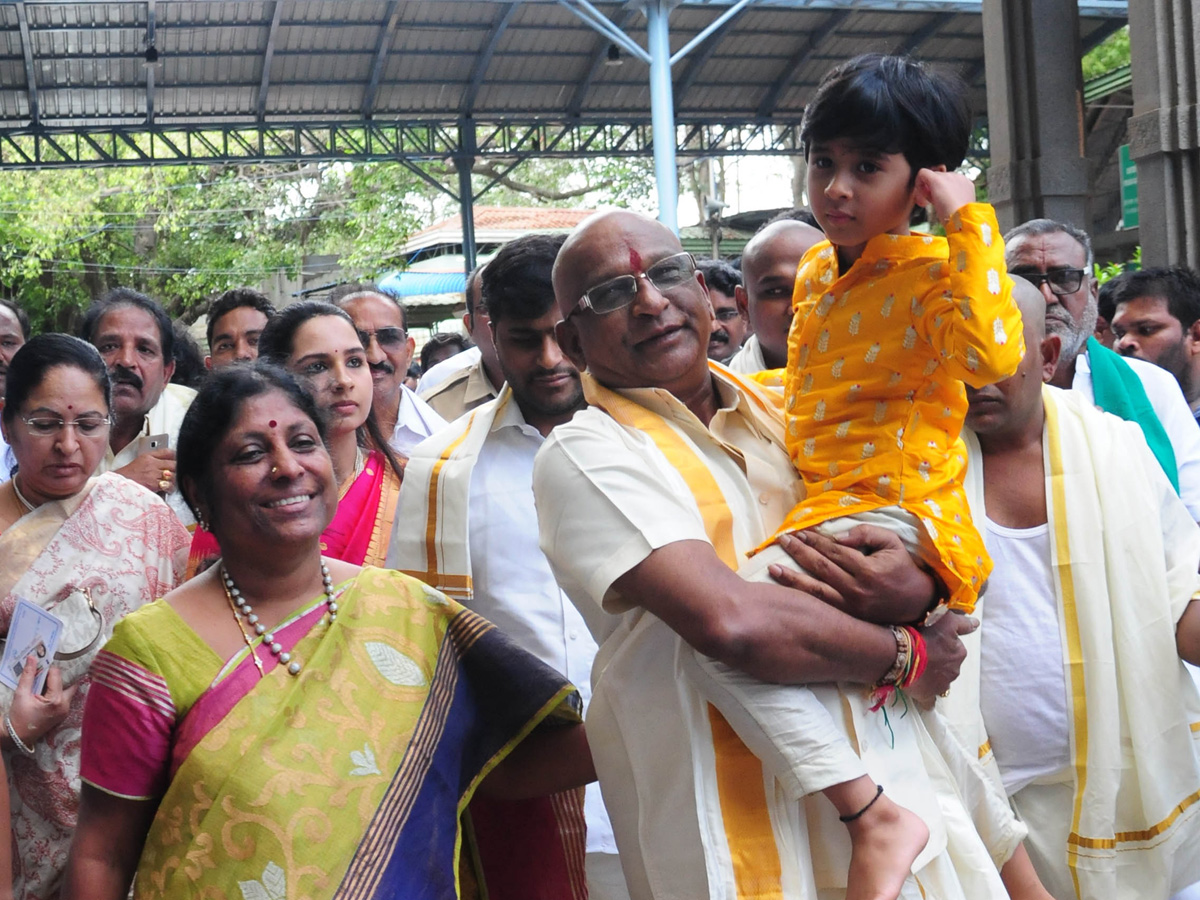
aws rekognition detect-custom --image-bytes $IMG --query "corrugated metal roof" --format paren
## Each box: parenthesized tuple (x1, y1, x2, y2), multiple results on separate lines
(0, 0, 1125, 132)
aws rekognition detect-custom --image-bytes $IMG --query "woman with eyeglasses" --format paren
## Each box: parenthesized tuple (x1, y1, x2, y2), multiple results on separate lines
(186, 302, 405, 576)
(0, 334, 189, 900)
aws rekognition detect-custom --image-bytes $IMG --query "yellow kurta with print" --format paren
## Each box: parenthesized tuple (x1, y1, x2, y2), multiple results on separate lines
(779, 203, 1024, 611)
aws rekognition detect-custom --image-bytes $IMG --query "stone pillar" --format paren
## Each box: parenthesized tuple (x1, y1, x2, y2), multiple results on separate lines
(981, 0, 1090, 233)
(1128, 0, 1200, 268)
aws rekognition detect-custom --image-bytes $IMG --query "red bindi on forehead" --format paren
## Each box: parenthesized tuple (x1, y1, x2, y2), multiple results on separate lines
(629, 248, 642, 271)
(268, 420, 277, 428)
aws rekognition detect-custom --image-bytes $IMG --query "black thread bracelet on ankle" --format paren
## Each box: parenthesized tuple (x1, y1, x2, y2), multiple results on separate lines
(839, 784, 885, 823)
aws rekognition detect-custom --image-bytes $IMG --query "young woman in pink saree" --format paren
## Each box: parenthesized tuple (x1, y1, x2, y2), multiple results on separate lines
(0, 335, 189, 900)
(65, 364, 591, 900)
(186, 302, 404, 575)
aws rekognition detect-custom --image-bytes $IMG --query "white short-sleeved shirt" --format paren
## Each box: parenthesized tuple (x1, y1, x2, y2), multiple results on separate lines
(416, 344, 479, 394)
(96, 382, 196, 526)
(534, 380, 798, 638)
(533, 376, 1018, 900)
(466, 395, 615, 855)
(534, 383, 809, 900)
(725, 333, 767, 375)
(1074, 350, 1200, 520)
(0, 431, 12, 482)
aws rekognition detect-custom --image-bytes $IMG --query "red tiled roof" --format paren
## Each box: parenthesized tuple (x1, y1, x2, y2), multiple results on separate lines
(409, 206, 596, 241)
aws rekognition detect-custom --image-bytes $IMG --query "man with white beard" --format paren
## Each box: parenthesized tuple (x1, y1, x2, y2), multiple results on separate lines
(1004, 218, 1200, 521)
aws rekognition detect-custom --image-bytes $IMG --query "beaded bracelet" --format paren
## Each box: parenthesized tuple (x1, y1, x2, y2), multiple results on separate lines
(877, 626, 911, 688)
(5, 714, 35, 756)
(870, 626, 927, 710)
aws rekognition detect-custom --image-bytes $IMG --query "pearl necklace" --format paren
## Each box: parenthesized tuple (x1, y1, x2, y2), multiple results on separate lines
(11, 476, 37, 513)
(220, 561, 338, 677)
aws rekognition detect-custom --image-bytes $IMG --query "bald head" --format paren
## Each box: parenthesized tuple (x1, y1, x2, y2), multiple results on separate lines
(965, 275, 1059, 442)
(1011, 275, 1046, 345)
(552, 209, 714, 400)
(740, 220, 825, 284)
(553, 210, 682, 318)
(734, 219, 825, 369)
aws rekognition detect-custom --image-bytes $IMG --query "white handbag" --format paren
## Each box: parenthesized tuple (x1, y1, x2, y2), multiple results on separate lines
(0, 584, 106, 699)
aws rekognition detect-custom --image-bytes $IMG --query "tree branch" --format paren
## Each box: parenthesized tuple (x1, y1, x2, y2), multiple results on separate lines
(427, 161, 612, 201)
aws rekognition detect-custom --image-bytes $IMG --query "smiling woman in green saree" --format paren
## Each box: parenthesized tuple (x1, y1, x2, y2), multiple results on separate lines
(63, 364, 589, 900)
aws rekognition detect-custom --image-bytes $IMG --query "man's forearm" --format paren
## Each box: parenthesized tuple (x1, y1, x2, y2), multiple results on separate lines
(613, 540, 897, 686)
(716, 582, 897, 684)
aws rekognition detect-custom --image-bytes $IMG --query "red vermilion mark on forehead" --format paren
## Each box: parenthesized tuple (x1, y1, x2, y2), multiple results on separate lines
(629, 247, 642, 271)
(268, 420, 277, 428)
(67, 404, 73, 410)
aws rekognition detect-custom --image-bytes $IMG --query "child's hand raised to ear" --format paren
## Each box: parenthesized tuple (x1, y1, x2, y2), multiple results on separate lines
(913, 168, 977, 225)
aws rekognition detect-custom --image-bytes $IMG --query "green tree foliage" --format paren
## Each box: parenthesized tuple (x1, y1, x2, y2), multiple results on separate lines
(1095, 246, 1142, 284)
(0, 160, 426, 332)
(1082, 25, 1131, 81)
(0, 145, 652, 334)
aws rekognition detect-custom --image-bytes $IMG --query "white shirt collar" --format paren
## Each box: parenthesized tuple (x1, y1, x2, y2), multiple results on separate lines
(389, 385, 448, 456)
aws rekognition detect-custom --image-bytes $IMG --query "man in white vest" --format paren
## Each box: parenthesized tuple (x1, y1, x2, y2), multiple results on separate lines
(942, 277, 1200, 899)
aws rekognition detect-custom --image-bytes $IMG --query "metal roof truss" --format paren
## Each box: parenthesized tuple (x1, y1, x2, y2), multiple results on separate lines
(0, 118, 812, 168)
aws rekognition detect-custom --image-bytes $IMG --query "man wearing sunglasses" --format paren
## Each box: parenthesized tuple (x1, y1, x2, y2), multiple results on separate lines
(696, 258, 747, 364)
(331, 283, 446, 457)
(1005, 219, 1200, 521)
(533, 210, 1029, 900)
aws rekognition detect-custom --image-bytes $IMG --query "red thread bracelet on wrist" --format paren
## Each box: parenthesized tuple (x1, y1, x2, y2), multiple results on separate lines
(899, 626, 927, 689)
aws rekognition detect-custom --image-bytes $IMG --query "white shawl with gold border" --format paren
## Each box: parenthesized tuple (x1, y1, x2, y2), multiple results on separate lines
(943, 384, 1200, 898)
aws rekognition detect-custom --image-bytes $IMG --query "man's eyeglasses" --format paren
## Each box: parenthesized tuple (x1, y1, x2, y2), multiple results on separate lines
(1011, 267, 1087, 296)
(21, 416, 112, 438)
(357, 327, 408, 350)
(570, 252, 698, 317)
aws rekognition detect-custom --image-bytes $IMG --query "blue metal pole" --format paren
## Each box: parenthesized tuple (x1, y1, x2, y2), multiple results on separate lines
(645, 0, 678, 233)
(457, 118, 477, 274)
(670, 0, 755, 66)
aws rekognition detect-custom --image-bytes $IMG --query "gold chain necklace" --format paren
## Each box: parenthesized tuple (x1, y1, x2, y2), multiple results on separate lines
(220, 560, 338, 678)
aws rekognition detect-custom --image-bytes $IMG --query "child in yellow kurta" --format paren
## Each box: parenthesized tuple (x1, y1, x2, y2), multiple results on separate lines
(775, 206, 1022, 611)
(731, 55, 1040, 900)
(761, 59, 1024, 616)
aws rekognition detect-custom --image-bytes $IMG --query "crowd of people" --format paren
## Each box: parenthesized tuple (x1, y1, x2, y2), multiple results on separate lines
(0, 51, 1198, 900)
